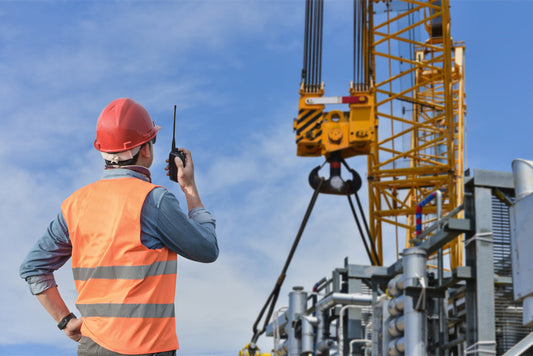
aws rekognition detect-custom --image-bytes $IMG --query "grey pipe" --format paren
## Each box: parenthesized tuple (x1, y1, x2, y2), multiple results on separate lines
(387, 274, 405, 297)
(339, 305, 368, 356)
(288, 287, 307, 356)
(388, 337, 405, 355)
(387, 315, 405, 338)
(317, 292, 372, 311)
(435, 190, 447, 355)
(512, 159, 533, 201)
(388, 295, 405, 317)
(316, 310, 327, 353)
(436, 190, 443, 230)
(403, 247, 427, 355)
(274, 340, 288, 356)
(301, 315, 317, 354)
(314, 293, 372, 355)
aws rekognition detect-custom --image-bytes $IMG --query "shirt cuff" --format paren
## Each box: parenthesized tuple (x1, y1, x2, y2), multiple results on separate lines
(188, 207, 216, 226)
(26, 274, 57, 295)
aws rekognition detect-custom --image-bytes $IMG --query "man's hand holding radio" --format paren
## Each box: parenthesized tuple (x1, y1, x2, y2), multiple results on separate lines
(168, 148, 203, 210)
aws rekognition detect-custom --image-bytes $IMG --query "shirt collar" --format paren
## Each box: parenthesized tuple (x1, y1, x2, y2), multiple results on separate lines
(102, 165, 152, 182)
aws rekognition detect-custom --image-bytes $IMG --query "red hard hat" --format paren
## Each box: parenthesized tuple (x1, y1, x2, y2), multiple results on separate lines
(94, 98, 161, 152)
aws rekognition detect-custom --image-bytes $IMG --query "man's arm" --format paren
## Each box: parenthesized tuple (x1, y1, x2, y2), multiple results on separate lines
(152, 148, 218, 262)
(174, 147, 203, 210)
(20, 213, 81, 341)
(36, 286, 82, 342)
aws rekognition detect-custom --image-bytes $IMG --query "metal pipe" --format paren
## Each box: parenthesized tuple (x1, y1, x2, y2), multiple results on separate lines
(349, 339, 371, 356)
(388, 336, 405, 354)
(403, 247, 427, 355)
(512, 158, 533, 201)
(436, 190, 443, 229)
(435, 189, 447, 355)
(316, 310, 327, 352)
(415, 189, 446, 238)
(301, 315, 317, 354)
(416, 203, 464, 241)
(388, 295, 405, 317)
(387, 315, 405, 338)
(387, 274, 405, 297)
(315, 293, 371, 355)
(317, 292, 372, 312)
(511, 158, 533, 326)
(339, 305, 369, 356)
(272, 307, 288, 354)
(274, 340, 288, 356)
(288, 287, 307, 356)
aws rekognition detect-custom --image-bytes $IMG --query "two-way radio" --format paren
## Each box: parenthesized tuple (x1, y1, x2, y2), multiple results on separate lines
(168, 105, 186, 182)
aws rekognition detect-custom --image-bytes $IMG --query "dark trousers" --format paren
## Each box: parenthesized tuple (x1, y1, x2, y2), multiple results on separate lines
(78, 336, 176, 356)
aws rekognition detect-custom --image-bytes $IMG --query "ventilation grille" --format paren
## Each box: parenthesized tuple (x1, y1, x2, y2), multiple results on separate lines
(492, 194, 533, 355)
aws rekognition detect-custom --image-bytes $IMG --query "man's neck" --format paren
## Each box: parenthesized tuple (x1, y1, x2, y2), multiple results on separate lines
(105, 165, 152, 182)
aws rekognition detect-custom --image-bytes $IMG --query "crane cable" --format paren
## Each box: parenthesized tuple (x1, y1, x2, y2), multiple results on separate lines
(250, 177, 325, 345)
(340, 158, 381, 266)
(353, 0, 371, 91)
(302, 0, 323, 92)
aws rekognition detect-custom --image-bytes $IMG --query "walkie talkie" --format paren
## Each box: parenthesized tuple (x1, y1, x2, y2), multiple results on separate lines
(168, 105, 186, 182)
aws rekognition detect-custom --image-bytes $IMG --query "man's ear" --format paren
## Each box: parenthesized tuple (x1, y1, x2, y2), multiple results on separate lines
(140, 143, 151, 157)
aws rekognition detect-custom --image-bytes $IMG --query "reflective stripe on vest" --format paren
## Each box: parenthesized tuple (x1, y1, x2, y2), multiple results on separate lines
(62, 177, 178, 354)
(77, 303, 175, 318)
(72, 260, 177, 281)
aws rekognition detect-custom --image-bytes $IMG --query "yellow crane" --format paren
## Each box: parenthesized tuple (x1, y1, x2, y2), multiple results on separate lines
(295, 0, 465, 268)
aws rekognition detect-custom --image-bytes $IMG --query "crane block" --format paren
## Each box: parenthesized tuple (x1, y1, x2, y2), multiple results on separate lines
(296, 88, 376, 159)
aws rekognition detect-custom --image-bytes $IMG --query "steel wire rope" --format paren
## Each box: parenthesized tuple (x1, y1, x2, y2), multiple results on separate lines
(354, 0, 370, 91)
(250, 177, 325, 345)
(353, 0, 357, 89)
(341, 158, 381, 265)
(301, 0, 323, 92)
(317, 0, 323, 91)
(356, 0, 362, 90)
(307, 0, 314, 90)
(311, 0, 318, 90)
(363, 0, 370, 90)
(302, 0, 311, 85)
(347, 194, 377, 266)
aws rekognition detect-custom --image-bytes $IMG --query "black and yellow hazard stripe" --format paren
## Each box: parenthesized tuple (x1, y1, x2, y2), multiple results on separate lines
(295, 108, 322, 143)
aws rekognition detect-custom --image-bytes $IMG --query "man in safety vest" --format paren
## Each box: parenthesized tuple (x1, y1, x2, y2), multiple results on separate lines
(20, 98, 219, 356)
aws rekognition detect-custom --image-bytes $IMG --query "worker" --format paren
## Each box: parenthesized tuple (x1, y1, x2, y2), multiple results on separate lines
(19, 98, 219, 356)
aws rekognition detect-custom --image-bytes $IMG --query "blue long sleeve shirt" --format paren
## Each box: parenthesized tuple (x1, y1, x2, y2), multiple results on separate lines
(19, 168, 218, 295)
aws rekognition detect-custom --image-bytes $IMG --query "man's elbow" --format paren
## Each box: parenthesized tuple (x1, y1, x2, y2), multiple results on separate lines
(204, 246, 219, 263)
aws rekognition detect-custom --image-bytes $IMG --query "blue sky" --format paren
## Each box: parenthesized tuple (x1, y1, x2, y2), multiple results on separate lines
(1, 1, 532, 356)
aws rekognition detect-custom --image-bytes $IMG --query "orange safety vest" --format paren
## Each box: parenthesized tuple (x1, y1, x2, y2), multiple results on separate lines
(62, 177, 179, 354)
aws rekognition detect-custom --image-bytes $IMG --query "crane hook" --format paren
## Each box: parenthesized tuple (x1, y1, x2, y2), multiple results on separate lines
(308, 152, 362, 195)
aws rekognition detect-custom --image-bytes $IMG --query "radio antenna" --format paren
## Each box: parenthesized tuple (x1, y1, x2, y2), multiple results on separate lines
(168, 104, 186, 182)
(172, 105, 177, 150)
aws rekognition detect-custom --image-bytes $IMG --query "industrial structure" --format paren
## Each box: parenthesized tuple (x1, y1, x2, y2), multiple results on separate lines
(240, 0, 533, 355)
